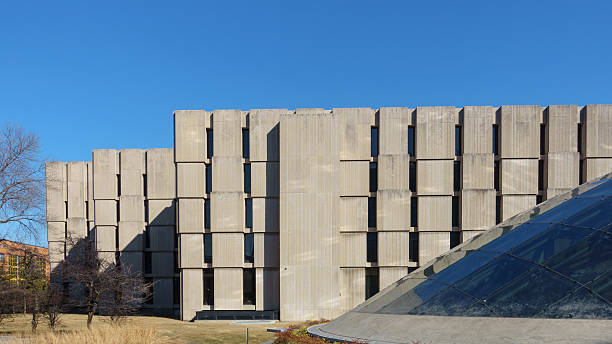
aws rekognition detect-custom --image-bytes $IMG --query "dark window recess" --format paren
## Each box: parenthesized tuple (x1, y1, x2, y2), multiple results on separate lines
(450, 232, 461, 249)
(206, 164, 212, 193)
(173, 277, 180, 305)
(242, 128, 250, 159)
(579, 160, 584, 185)
(144, 252, 152, 274)
(244, 164, 251, 194)
(494, 161, 499, 191)
(452, 196, 459, 227)
(577, 123, 583, 154)
(145, 227, 151, 249)
(174, 252, 179, 273)
(115, 252, 120, 266)
(115, 227, 119, 250)
(144, 278, 154, 304)
(537, 195, 544, 204)
(492, 125, 499, 155)
(143, 174, 147, 197)
(408, 126, 415, 156)
(65, 201, 68, 219)
(206, 129, 213, 158)
(244, 233, 254, 263)
(116, 201, 120, 222)
(365, 268, 380, 300)
(409, 162, 416, 192)
(454, 161, 461, 191)
(409, 232, 419, 262)
(370, 162, 378, 192)
(117, 174, 121, 196)
(85, 201, 89, 219)
(144, 200, 149, 222)
(367, 232, 378, 263)
(203, 269, 214, 305)
(243, 268, 256, 305)
(368, 197, 377, 228)
(204, 199, 210, 229)
(174, 233, 178, 249)
(455, 126, 462, 156)
(538, 160, 544, 191)
(371, 127, 379, 157)
(410, 197, 418, 227)
(496, 196, 502, 224)
(540, 124, 546, 156)
(204, 233, 212, 263)
(245, 199, 253, 228)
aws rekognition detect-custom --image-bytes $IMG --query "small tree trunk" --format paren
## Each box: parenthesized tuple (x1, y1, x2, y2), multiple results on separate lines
(87, 311, 93, 330)
(31, 295, 39, 332)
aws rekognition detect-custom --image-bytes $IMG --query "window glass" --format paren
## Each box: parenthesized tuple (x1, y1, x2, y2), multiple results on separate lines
(371, 127, 379, 157)
(365, 268, 379, 300)
(453, 161, 460, 191)
(563, 198, 612, 230)
(203, 269, 214, 305)
(367, 232, 377, 263)
(451, 197, 459, 228)
(243, 268, 256, 305)
(538, 286, 612, 319)
(410, 197, 418, 227)
(206, 129, 213, 159)
(455, 126, 462, 156)
(204, 199, 210, 229)
(528, 196, 602, 224)
(242, 128, 249, 159)
(245, 199, 253, 228)
(492, 125, 498, 155)
(409, 162, 416, 192)
(431, 250, 500, 286)
(409, 286, 482, 316)
(369, 162, 377, 192)
(244, 164, 251, 194)
(204, 233, 212, 263)
(480, 222, 553, 253)
(408, 126, 415, 156)
(244, 233, 254, 263)
(205, 164, 212, 193)
(509, 224, 594, 264)
(368, 197, 376, 228)
(409, 232, 418, 262)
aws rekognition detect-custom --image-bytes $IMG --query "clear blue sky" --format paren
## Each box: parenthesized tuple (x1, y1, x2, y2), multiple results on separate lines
(1, 0, 611, 163)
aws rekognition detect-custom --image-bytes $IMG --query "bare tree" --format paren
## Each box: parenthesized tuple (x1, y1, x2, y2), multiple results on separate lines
(41, 282, 63, 330)
(62, 236, 150, 329)
(16, 246, 48, 332)
(0, 123, 44, 240)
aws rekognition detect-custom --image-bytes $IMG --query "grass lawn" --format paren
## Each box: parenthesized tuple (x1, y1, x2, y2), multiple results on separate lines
(0, 314, 302, 343)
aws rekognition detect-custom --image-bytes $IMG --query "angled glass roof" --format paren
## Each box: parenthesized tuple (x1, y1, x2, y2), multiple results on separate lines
(359, 177, 612, 320)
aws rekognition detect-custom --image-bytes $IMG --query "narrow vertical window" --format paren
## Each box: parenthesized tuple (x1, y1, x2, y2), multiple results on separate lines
(409, 162, 416, 192)
(144, 252, 152, 274)
(366, 232, 378, 263)
(242, 128, 250, 159)
(203, 233, 212, 263)
(65, 201, 68, 219)
(205, 164, 212, 193)
(116, 201, 120, 222)
(540, 123, 546, 156)
(408, 126, 415, 156)
(204, 199, 210, 229)
(244, 164, 251, 194)
(245, 199, 253, 228)
(494, 161, 499, 191)
(409, 232, 419, 262)
(117, 174, 121, 196)
(368, 197, 376, 228)
(453, 161, 461, 191)
(369, 162, 377, 192)
(536, 195, 543, 204)
(145, 227, 151, 249)
(455, 126, 462, 156)
(450, 232, 461, 249)
(206, 129, 213, 159)
(365, 268, 379, 300)
(452, 196, 459, 227)
(144, 200, 149, 223)
(85, 201, 89, 219)
(143, 174, 147, 197)
(174, 233, 178, 249)
(538, 159, 544, 191)
(496, 196, 502, 224)
(371, 127, 379, 157)
(410, 197, 418, 227)
(174, 252, 179, 273)
(244, 233, 254, 263)
(243, 268, 256, 305)
(203, 269, 214, 305)
(492, 124, 499, 155)
(577, 123, 583, 155)
(173, 277, 180, 305)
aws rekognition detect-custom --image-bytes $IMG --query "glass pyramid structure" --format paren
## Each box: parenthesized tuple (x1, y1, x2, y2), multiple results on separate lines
(356, 176, 612, 320)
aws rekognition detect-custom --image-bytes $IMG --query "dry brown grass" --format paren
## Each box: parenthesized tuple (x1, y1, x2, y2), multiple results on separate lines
(0, 313, 302, 344)
(7, 325, 159, 344)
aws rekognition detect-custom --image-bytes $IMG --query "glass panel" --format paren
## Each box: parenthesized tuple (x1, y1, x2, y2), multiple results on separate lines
(204, 233, 212, 263)
(544, 230, 612, 284)
(492, 125, 498, 155)
(409, 162, 416, 192)
(509, 224, 594, 264)
(244, 233, 254, 263)
(452, 197, 459, 227)
(563, 198, 612, 230)
(369, 162, 377, 192)
(480, 222, 553, 253)
(528, 196, 603, 224)
(410, 197, 417, 227)
(365, 267, 379, 300)
(368, 197, 376, 228)
(203, 268, 214, 305)
(206, 164, 212, 193)
(242, 128, 249, 159)
(204, 199, 210, 229)
(409, 232, 418, 262)
(367, 232, 377, 263)
(371, 127, 378, 157)
(576, 179, 612, 198)
(206, 129, 213, 158)
(486, 266, 579, 317)
(244, 164, 251, 194)
(455, 126, 462, 156)
(245, 199, 253, 228)
(453, 253, 535, 299)
(431, 250, 500, 285)
(243, 268, 256, 305)
(409, 286, 479, 316)
(408, 127, 415, 156)
(453, 162, 460, 191)
(378, 279, 449, 314)
(538, 286, 612, 319)
(588, 271, 612, 302)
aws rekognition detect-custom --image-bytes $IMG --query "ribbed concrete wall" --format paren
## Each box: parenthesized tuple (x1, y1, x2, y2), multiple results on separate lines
(46, 104, 612, 321)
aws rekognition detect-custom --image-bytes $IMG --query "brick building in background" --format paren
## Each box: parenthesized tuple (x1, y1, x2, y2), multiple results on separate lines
(45, 104, 612, 321)
(0, 239, 49, 282)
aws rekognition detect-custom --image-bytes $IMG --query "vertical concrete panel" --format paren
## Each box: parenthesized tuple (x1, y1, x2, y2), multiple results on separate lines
(210, 193, 243, 232)
(500, 159, 538, 194)
(335, 108, 374, 160)
(180, 233, 203, 268)
(376, 191, 411, 231)
(212, 157, 243, 192)
(118, 221, 144, 251)
(248, 109, 285, 162)
(152, 252, 174, 277)
(378, 231, 410, 266)
(417, 196, 452, 230)
(418, 232, 450, 265)
(250, 162, 280, 197)
(461, 154, 494, 190)
(119, 195, 145, 222)
(178, 198, 204, 233)
(339, 197, 368, 232)
(499, 105, 541, 159)
(214, 268, 243, 309)
(146, 149, 176, 200)
(340, 233, 366, 267)
(66, 218, 87, 239)
(181, 269, 203, 320)
(147, 199, 175, 225)
(256, 268, 280, 310)
(545, 152, 579, 189)
(174, 110, 208, 162)
(379, 107, 410, 155)
(501, 195, 536, 221)
(93, 149, 118, 199)
(416, 160, 453, 195)
(254, 233, 279, 267)
(546, 105, 579, 153)
(584, 158, 612, 181)
(120, 252, 143, 274)
(149, 226, 175, 251)
(176, 163, 206, 198)
(119, 149, 145, 196)
(212, 233, 243, 267)
(46, 162, 67, 221)
(461, 190, 495, 230)
(47, 222, 66, 242)
(584, 104, 612, 158)
(379, 267, 408, 290)
(340, 161, 369, 196)
(94, 225, 116, 252)
(415, 107, 456, 159)
(280, 112, 340, 321)
(48, 241, 65, 263)
(212, 110, 242, 157)
(339, 268, 365, 313)
(87, 162, 94, 221)
(463, 106, 494, 154)
(378, 155, 410, 191)
(67, 161, 87, 218)
(94, 200, 117, 226)
(252, 198, 279, 233)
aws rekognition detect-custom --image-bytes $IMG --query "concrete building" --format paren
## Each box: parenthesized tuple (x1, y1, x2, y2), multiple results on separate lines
(45, 104, 612, 321)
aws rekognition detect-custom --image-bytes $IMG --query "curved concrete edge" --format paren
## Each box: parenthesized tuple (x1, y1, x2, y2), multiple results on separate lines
(308, 323, 392, 344)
